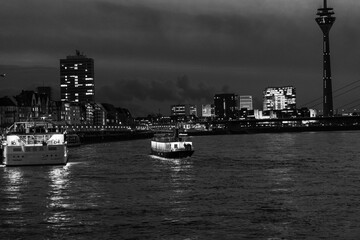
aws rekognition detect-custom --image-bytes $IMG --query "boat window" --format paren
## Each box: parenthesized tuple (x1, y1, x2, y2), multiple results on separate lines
(13, 148, 22, 152)
(48, 146, 57, 151)
(174, 144, 178, 149)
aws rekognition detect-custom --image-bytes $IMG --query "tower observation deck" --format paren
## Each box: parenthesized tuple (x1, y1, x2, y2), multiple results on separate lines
(316, 0, 336, 117)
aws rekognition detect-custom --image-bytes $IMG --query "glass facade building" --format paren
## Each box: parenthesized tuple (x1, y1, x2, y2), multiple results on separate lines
(263, 86, 296, 111)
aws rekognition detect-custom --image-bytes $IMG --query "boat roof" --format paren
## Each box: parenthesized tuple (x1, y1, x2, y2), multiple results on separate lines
(6, 120, 63, 135)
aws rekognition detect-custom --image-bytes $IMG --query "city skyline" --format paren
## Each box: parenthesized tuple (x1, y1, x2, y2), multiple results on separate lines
(1, 0, 360, 116)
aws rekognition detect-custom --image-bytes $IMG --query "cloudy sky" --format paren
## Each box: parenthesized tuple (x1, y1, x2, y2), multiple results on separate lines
(1, 0, 360, 116)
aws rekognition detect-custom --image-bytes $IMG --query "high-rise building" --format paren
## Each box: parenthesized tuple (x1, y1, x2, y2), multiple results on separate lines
(263, 87, 296, 111)
(214, 93, 237, 120)
(316, 0, 336, 116)
(60, 50, 95, 103)
(239, 95, 253, 110)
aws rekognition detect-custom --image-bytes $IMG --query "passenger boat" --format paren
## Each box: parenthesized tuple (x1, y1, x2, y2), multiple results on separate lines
(1, 121, 68, 166)
(151, 128, 194, 158)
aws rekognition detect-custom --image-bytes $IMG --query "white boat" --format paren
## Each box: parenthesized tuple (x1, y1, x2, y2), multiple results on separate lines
(1, 121, 68, 166)
(151, 129, 194, 159)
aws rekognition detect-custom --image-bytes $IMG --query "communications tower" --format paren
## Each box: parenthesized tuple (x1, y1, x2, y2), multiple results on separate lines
(316, 0, 336, 117)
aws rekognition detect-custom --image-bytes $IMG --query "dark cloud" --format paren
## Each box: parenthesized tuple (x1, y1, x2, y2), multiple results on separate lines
(96, 76, 214, 115)
(1, 0, 360, 116)
(98, 77, 212, 102)
(175, 76, 213, 102)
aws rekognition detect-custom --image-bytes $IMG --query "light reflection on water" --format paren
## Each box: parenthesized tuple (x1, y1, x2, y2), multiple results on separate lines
(46, 164, 72, 225)
(153, 156, 195, 228)
(1, 167, 25, 212)
(2, 133, 360, 239)
(44, 161, 103, 230)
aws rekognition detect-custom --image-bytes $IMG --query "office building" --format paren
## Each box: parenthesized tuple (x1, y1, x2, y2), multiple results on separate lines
(171, 104, 186, 116)
(214, 93, 237, 120)
(171, 104, 197, 116)
(239, 95, 253, 110)
(60, 50, 95, 103)
(189, 105, 198, 117)
(263, 87, 296, 111)
(202, 104, 215, 118)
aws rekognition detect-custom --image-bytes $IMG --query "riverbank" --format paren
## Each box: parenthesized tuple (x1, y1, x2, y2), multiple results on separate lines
(76, 130, 154, 144)
(70, 123, 360, 145)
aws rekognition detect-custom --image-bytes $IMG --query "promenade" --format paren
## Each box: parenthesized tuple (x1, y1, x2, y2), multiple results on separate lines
(65, 115, 360, 144)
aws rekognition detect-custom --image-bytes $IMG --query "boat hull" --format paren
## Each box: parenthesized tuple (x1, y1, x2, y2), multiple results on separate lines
(151, 149, 194, 159)
(2, 145, 68, 167)
(2, 121, 69, 167)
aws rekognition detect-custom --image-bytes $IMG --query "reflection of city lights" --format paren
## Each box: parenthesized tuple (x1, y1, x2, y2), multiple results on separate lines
(45, 165, 72, 224)
(2, 168, 24, 212)
(47, 212, 72, 224)
(6, 168, 23, 185)
(49, 165, 70, 192)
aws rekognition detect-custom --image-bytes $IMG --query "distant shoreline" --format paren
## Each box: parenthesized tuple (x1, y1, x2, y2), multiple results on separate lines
(73, 124, 360, 145)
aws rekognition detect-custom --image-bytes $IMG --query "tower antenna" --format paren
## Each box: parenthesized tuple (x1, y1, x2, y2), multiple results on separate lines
(316, 0, 336, 116)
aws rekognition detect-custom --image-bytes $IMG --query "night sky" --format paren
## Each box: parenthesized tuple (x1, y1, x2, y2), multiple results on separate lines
(1, 0, 360, 116)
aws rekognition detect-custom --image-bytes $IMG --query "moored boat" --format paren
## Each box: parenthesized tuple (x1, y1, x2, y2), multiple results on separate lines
(66, 133, 81, 147)
(151, 129, 194, 158)
(1, 121, 68, 166)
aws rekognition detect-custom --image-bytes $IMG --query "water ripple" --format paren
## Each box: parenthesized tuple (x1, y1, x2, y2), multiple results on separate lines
(2, 132, 360, 238)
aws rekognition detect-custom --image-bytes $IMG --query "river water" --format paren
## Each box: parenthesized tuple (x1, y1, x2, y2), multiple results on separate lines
(1, 131, 360, 239)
